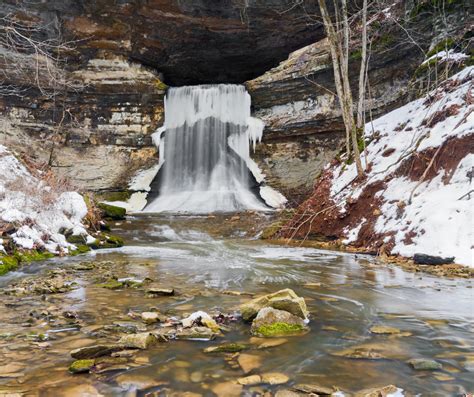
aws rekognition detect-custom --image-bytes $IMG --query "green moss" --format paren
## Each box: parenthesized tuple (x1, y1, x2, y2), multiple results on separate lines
(97, 203, 126, 220)
(0, 255, 19, 276)
(15, 250, 54, 263)
(66, 234, 87, 245)
(261, 222, 283, 240)
(204, 343, 249, 353)
(96, 191, 132, 202)
(70, 245, 91, 256)
(253, 322, 305, 337)
(97, 279, 124, 290)
(88, 233, 124, 250)
(69, 359, 95, 374)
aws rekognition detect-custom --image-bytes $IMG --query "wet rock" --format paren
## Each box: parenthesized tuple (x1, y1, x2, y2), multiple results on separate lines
(334, 347, 385, 360)
(147, 285, 175, 296)
(141, 312, 161, 324)
(408, 358, 443, 370)
(181, 311, 220, 332)
(292, 383, 334, 395)
(118, 332, 159, 349)
(240, 289, 308, 321)
(0, 363, 26, 378)
(115, 373, 166, 390)
(369, 326, 401, 335)
(107, 321, 147, 334)
(413, 254, 454, 265)
(175, 327, 217, 341)
(204, 343, 249, 354)
(261, 372, 289, 385)
(190, 371, 204, 383)
(237, 353, 262, 374)
(251, 307, 307, 337)
(237, 374, 262, 385)
(275, 390, 303, 397)
(97, 278, 126, 289)
(70, 344, 123, 359)
(97, 203, 126, 220)
(69, 359, 95, 374)
(211, 381, 243, 397)
(354, 384, 399, 397)
(251, 337, 288, 349)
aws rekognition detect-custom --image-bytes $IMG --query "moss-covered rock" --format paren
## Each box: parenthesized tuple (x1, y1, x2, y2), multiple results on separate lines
(69, 359, 95, 374)
(66, 234, 88, 245)
(88, 233, 124, 249)
(252, 322, 306, 337)
(97, 203, 126, 220)
(70, 245, 91, 256)
(97, 279, 124, 290)
(15, 250, 54, 263)
(0, 255, 19, 276)
(203, 343, 249, 354)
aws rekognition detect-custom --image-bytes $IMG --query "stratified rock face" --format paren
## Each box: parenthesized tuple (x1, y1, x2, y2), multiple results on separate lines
(0, 56, 164, 191)
(8, 0, 321, 86)
(246, 37, 422, 202)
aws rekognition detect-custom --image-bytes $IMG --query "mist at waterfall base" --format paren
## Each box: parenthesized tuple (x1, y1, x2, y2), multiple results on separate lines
(144, 85, 281, 213)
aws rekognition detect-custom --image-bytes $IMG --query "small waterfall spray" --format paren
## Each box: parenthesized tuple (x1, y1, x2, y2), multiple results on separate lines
(144, 84, 283, 213)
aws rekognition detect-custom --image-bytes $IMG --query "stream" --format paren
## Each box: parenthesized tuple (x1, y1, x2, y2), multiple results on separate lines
(0, 214, 473, 396)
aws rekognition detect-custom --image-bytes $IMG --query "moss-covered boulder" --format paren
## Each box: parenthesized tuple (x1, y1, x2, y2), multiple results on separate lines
(240, 288, 309, 321)
(88, 233, 124, 249)
(251, 307, 307, 337)
(98, 203, 126, 220)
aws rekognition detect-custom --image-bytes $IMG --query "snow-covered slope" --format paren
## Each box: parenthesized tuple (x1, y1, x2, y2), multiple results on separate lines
(285, 66, 473, 267)
(0, 145, 92, 254)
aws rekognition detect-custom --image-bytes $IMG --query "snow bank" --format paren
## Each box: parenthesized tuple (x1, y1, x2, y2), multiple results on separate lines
(331, 67, 473, 266)
(0, 145, 91, 254)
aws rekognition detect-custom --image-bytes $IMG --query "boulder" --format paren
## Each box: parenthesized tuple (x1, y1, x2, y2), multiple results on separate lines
(251, 307, 307, 337)
(240, 289, 308, 321)
(118, 332, 159, 349)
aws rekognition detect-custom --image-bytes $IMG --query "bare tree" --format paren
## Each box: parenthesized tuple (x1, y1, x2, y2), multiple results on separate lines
(317, 0, 368, 177)
(0, 11, 80, 99)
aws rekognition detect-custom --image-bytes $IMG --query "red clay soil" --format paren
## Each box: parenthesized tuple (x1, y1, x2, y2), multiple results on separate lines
(279, 133, 473, 256)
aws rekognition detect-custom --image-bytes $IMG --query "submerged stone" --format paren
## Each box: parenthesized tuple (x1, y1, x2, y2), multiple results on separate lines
(369, 325, 401, 335)
(354, 384, 399, 397)
(203, 343, 249, 354)
(97, 279, 124, 290)
(240, 288, 308, 321)
(261, 372, 289, 385)
(408, 358, 443, 370)
(292, 383, 334, 395)
(237, 353, 262, 374)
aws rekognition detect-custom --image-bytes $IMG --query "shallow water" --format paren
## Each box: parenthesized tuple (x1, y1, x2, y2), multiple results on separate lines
(0, 214, 473, 396)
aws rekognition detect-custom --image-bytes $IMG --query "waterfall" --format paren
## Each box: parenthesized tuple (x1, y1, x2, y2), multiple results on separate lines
(144, 84, 284, 213)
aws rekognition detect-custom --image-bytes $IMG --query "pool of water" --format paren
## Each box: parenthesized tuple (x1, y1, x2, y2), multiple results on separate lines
(0, 214, 472, 396)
